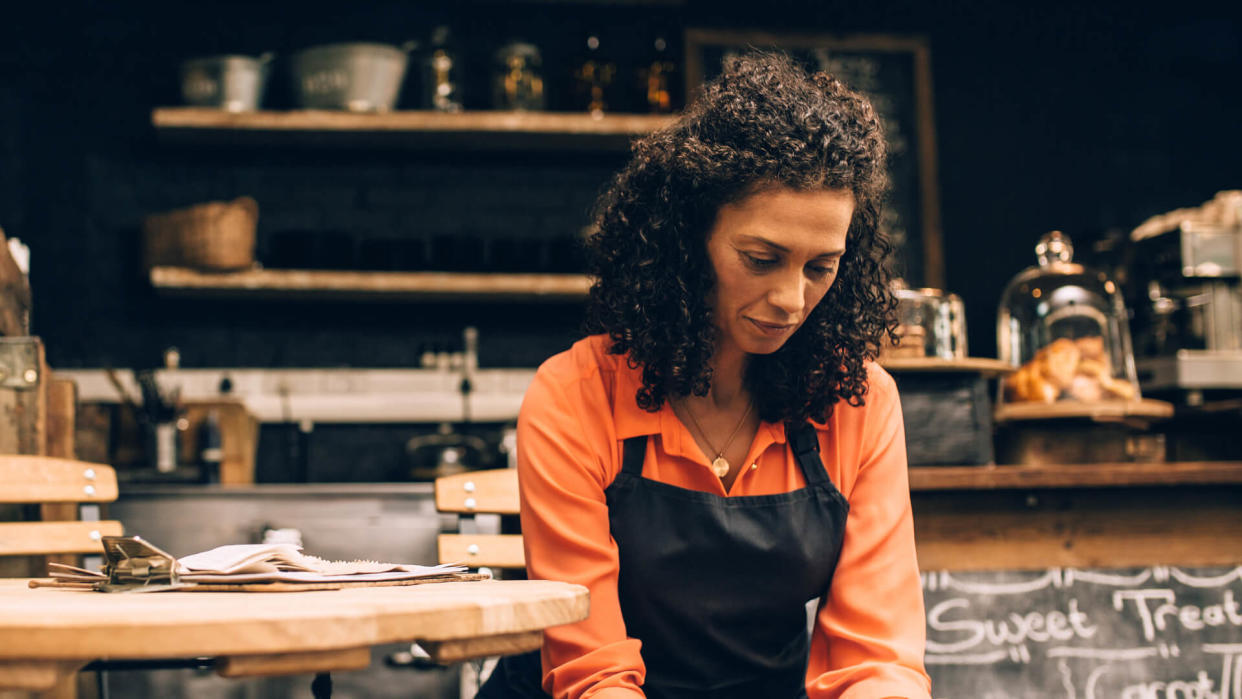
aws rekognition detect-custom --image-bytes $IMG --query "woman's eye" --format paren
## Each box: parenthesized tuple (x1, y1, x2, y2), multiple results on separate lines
(806, 264, 837, 279)
(743, 254, 779, 270)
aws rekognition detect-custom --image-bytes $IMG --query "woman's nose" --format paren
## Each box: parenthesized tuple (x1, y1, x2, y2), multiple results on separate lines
(766, 270, 806, 316)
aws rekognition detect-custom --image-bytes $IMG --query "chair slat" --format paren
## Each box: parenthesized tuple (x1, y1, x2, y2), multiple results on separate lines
(438, 533, 525, 569)
(434, 469, 519, 515)
(0, 521, 124, 556)
(0, 457, 117, 504)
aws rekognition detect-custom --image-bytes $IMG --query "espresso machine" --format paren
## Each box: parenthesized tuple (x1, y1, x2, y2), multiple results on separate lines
(1126, 199, 1242, 397)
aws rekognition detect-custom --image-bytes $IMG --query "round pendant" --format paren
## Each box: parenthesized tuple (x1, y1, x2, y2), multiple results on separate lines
(711, 457, 731, 478)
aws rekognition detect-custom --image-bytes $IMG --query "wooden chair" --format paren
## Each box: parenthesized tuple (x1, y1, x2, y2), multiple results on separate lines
(0, 455, 122, 699)
(0, 455, 122, 572)
(433, 468, 524, 698)
(435, 468, 524, 571)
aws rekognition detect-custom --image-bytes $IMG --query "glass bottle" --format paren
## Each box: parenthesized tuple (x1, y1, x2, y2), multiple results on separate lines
(637, 36, 677, 114)
(420, 25, 463, 112)
(571, 34, 617, 118)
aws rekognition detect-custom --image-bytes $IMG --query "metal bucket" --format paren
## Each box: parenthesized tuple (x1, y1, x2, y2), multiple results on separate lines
(180, 54, 272, 112)
(290, 42, 412, 112)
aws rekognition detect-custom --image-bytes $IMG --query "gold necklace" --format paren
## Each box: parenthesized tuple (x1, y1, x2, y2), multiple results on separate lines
(680, 399, 753, 479)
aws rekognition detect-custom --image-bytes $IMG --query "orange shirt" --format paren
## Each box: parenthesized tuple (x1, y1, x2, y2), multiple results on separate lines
(517, 334, 932, 699)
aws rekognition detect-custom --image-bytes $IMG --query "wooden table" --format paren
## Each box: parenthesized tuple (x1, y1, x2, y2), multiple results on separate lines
(0, 578, 588, 691)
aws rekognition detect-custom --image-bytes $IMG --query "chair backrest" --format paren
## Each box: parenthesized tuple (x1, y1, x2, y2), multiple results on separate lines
(434, 468, 524, 569)
(0, 455, 123, 558)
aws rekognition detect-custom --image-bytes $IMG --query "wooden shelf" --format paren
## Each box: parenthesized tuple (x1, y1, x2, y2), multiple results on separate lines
(149, 266, 590, 302)
(880, 356, 1013, 376)
(994, 398, 1174, 423)
(909, 461, 1242, 491)
(151, 108, 679, 151)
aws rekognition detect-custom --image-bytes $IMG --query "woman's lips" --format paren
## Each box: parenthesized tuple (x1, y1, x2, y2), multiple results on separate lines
(747, 318, 795, 336)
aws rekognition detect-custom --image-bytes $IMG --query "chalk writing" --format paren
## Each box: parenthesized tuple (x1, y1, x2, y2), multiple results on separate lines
(924, 567, 1242, 698)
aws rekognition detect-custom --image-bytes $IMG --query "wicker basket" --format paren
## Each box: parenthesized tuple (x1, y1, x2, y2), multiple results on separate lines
(143, 197, 258, 271)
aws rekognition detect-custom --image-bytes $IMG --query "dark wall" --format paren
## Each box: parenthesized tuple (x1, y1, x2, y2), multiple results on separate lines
(1, 0, 1239, 368)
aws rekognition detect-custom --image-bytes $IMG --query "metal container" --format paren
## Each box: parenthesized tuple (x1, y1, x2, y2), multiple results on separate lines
(179, 54, 272, 112)
(290, 42, 412, 112)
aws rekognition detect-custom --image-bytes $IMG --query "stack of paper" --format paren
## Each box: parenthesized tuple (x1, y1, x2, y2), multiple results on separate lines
(176, 544, 468, 584)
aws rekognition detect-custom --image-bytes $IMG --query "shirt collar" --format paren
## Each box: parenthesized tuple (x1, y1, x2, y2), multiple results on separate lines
(611, 357, 789, 448)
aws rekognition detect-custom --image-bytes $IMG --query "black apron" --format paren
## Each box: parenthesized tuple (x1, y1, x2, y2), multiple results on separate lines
(478, 422, 850, 699)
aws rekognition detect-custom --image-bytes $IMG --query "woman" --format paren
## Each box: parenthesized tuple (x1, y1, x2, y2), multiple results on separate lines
(485, 51, 931, 698)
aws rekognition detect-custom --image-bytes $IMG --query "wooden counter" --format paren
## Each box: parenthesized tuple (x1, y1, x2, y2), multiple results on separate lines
(909, 461, 1242, 572)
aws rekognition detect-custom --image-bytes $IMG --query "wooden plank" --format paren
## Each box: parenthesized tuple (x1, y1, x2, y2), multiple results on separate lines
(908, 461, 1242, 491)
(40, 378, 80, 570)
(438, 534, 525, 569)
(0, 339, 44, 456)
(42, 378, 75, 460)
(435, 469, 519, 514)
(0, 458, 116, 503)
(420, 630, 542, 664)
(0, 522, 123, 556)
(0, 227, 31, 338)
(150, 267, 591, 302)
(879, 356, 1013, 375)
(0, 661, 84, 692)
(0, 389, 16, 454)
(995, 398, 1174, 422)
(216, 647, 370, 678)
(70, 403, 110, 467)
(913, 486, 1242, 571)
(152, 108, 675, 136)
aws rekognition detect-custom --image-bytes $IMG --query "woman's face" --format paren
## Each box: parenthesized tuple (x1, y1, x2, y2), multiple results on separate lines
(705, 187, 855, 356)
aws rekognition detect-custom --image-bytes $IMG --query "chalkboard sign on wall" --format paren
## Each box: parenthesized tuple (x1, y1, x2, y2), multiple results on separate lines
(684, 29, 943, 289)
(923, 566, 1242, 699)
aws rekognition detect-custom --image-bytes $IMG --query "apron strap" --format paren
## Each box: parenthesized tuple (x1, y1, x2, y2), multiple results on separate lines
(621, 435, 648, 476)
(786, 421, 828, 485)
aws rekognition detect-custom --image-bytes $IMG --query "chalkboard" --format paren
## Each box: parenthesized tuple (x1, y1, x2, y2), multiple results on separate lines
(684, 29, 943, 289)
(922, 566, 1242, 698)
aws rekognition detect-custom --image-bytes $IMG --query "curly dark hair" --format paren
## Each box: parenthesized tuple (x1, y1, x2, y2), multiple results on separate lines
(584, 50, 898, 424)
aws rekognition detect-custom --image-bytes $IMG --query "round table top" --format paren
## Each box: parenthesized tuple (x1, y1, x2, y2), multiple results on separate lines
(0, 578, 589, 660)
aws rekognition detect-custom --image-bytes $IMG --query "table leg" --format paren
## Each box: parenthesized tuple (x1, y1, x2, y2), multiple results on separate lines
(216, 647, 370, 678)
(0, 660, 86, 691)
(420, 630, 543, 664)
(311, 672, 332, 699)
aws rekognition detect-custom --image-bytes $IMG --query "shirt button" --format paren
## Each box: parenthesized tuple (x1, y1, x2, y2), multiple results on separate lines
(750, 463, 758, 470)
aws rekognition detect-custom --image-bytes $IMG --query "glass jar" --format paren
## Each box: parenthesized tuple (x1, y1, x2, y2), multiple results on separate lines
(997, 231, 1140, 404)
(892, 286, 968, 359)
(493, 41, 545, 111)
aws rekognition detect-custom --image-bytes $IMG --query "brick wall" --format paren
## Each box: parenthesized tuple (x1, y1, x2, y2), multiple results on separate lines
(5, 2, 1242, 369)
(59, 147, 612, 369)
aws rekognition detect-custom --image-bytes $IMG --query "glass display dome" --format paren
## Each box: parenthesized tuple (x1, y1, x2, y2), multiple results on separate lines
(997, 231, 1140, 405)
